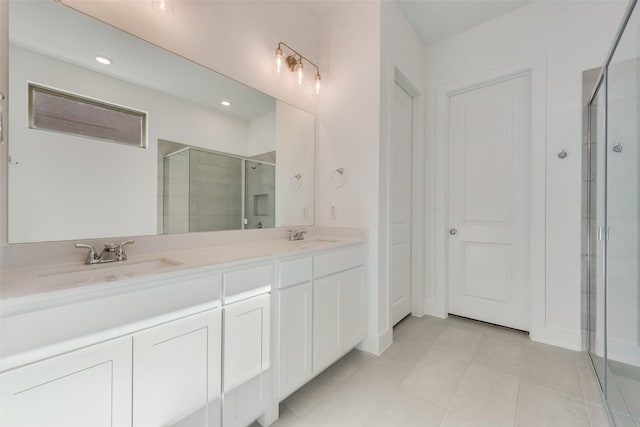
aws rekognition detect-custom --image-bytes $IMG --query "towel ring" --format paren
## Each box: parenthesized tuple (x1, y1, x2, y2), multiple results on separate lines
(290, 174, 302, 191)
(331, 168, 346, 188)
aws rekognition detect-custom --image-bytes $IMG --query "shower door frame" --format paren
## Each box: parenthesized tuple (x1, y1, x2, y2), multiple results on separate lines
(585, 0, 639, 424)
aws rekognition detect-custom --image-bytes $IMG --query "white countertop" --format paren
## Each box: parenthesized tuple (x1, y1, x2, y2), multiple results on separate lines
(1, 236, 364, 303)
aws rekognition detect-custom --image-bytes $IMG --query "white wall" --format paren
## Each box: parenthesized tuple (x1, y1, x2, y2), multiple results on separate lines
(377, 1, 426, 349)
(315, 1, 382, 352)
(275, 101, 314, 227)
(423, 1, 627, 350)
(248, 111, 276, 157)
(8, 46, 249, 243)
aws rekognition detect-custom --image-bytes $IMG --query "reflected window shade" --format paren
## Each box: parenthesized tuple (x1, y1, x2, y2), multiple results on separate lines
(29, 84, 146, 147)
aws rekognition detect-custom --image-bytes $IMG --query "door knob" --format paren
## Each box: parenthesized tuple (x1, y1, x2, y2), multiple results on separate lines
(449, 228, 457, 235)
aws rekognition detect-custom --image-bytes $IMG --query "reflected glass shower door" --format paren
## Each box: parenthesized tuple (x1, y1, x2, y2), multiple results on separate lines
(589, 81, 607, 391)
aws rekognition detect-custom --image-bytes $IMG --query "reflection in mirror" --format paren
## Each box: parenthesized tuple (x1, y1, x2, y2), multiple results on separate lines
(158, 142, 276, 234)
(7, 0, 314, 243)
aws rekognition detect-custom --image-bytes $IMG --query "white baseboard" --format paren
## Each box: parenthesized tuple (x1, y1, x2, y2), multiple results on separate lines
(360, 328, 393, 356)
(530, 325, 582, 351)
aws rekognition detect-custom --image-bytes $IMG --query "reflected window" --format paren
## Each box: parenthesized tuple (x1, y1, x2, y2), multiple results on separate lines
(29, 84, 146, 147)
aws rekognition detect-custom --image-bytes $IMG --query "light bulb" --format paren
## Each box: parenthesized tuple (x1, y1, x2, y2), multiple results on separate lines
(95, 55, 112, 65)
(315, 74, 321, 95)
(295, 62, 304, 87)
(275, 48, 283, 75)
(151, 0, 173, 14)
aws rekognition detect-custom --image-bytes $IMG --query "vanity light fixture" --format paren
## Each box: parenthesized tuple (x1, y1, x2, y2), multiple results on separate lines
(275, 42, 321, 95)
(220, 100, 232, 107)
(95, 55, 112, 65)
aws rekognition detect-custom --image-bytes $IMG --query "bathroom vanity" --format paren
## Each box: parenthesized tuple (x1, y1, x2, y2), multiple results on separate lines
(0, 235, 367, 427)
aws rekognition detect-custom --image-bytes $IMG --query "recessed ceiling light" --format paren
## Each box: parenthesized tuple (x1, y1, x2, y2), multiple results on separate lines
(95, 56, 112, 65)
(221, 100, 232, 107)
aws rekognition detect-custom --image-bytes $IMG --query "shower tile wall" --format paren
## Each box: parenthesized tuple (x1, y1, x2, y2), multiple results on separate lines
(157, 155, 164, 234)
(189, 149, 242, 232)
(244, 161, 275, 229)
(163, 151, 190, 234)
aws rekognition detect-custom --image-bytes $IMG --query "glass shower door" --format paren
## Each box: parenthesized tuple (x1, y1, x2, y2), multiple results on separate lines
(605, 5, 640, 423)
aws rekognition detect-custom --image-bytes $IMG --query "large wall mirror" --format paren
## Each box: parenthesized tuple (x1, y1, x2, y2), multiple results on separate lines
(7, 0, 315, 244)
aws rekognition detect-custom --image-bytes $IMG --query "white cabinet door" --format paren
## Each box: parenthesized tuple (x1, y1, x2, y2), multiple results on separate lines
(313, 274, 342, 374)
(133, 309, 221, 427)
(278, 281, 312, 400)
(341, 267, 365, 350)
(223, 293, 270, 392)
(0, 337, 132, 427)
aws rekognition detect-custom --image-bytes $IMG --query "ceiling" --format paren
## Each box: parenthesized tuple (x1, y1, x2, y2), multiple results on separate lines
(396, 0, 534, 45)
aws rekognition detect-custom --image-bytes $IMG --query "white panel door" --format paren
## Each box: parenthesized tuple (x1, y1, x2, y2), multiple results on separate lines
(223, 293, 271, 393)
(448, 74, 531, 331)
(341, 267, 365, 350)
(278, 281, 313, 400)
(313, 274, 341, 374)
(133, 309, 221, 427)
(390, 82, 413, 326)
(0, 337, 132, 427)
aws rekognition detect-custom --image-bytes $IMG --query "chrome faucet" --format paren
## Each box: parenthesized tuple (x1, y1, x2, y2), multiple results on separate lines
(288, 228, 307, 241)
(75, 240, 135, 265)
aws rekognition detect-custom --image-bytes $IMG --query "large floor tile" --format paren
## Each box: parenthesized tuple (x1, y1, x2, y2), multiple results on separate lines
(303, 369, 395, 427)
(363, 387, 447, 427)
(516, 381, 590, 427)
(401, 348, 469, 407)
(283, 351, 360, 417)
(268, 405, 316, 427)
(523, 341, 583, 399)
(440, 411, 489, 427)
(358, 338, 427, 383)
(393, 315, 449, 348)
(575, 355, 604, 406)
(586, 404, 614, 427)
(429, 326, 483, 362)
(449, 363, 519, 427)
(472, 334, 525, 377)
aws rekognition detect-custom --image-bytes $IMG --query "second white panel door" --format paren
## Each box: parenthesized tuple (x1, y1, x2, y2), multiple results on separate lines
(448, 74, 531, 331)
(390, 82, 413, 326)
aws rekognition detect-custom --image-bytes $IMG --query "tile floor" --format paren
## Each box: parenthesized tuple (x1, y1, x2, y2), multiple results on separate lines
(257, 314, 639, 427)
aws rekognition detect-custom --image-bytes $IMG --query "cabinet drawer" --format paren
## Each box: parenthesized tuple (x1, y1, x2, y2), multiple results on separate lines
(278, 257, 312, 288)
(313, 244, 366, 278)
(223, 264, 273, 304)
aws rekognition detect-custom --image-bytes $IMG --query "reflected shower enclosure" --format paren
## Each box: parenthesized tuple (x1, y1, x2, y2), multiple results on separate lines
(584, 0, 640, 425)
(158, 143, 275, 234)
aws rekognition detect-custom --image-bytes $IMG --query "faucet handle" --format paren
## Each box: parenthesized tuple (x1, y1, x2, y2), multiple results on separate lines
(116, 240, 135, 261)
(118, 240, 136, 248)
(75, 243, 97, 264)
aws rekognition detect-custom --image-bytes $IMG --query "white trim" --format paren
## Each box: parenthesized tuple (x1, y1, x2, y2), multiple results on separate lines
(378, 52, 426, 352)
(359, 328, 393, 356)
(432, 54, 550, 342)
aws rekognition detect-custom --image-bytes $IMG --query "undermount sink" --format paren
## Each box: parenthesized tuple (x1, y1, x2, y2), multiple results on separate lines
(38, 258, 183, 289)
